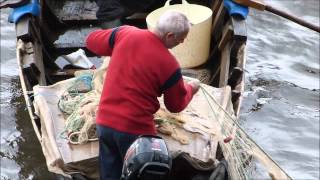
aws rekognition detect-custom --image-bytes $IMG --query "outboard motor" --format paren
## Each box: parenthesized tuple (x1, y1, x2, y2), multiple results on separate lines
(121, 135, 171, 180)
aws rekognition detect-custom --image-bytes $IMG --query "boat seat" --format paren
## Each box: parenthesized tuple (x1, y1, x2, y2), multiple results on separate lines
(45, 0, 149, 25)
(52, 14, 148, 52)
(53, 25, 100, 53)
(45, 0, 99, 23)
(48, 0, 149, 52)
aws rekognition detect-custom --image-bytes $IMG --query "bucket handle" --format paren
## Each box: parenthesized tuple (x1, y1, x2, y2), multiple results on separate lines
(164, 0, 189, 7)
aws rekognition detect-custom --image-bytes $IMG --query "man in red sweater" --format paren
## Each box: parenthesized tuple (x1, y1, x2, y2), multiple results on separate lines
(86, 11, 200, 180)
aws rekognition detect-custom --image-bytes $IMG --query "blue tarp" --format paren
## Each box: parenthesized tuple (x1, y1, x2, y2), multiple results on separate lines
(223, 0, 249, 19)
(8, 0, 40, 23)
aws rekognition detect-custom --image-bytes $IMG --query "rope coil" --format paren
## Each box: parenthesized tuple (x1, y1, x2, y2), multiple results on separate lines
(59, 73, 99, 145)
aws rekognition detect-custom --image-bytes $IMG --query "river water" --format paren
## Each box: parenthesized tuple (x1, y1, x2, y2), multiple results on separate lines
(1, 1, 319, 179)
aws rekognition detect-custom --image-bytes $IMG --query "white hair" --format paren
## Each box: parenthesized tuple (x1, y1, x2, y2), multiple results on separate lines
(155, 10, 191, 38)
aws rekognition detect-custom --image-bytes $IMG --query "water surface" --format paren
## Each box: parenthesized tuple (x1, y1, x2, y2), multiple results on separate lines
(240, 0, 319, 179)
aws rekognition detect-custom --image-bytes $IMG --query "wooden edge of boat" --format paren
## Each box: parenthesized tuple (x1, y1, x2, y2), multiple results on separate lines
(14, 0, 248, 179)
(16, 40, 42, 141)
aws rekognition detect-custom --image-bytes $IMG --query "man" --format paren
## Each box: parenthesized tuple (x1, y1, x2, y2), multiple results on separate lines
(86, 11, 200, 180)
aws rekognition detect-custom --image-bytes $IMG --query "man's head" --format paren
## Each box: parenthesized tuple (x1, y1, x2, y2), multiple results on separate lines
(153, 11, 191, 49)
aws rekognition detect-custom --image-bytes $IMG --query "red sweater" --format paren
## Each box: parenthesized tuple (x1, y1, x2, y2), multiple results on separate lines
(86, 26, 194, 135)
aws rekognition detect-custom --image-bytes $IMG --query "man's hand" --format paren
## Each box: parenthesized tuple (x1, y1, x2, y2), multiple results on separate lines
(188, 79, 200, 95)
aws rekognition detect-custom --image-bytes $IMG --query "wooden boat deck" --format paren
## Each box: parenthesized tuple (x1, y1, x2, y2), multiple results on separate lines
(45, 0, 98, 22)
(53, 26, 100, 50)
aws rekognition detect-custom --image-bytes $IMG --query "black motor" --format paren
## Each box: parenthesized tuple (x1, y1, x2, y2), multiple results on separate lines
(121, 135, 171, 180)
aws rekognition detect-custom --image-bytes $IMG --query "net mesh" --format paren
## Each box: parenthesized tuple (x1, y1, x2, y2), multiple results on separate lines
(58, 58, 110, 145)
(200, 86, 291, 180)
(56, 56, 291, 179)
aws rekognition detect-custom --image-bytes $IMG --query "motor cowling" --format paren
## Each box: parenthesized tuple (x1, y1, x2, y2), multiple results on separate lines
(121, 135, 171, 180)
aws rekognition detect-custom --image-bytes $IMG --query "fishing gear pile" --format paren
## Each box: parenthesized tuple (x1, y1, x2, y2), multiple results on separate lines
(54, 57, 291, 179)
(154, 76, 291, 179)
(58, 59, 109, 145)
(199, 85, 292, 180)
(58, 72, 99, 144)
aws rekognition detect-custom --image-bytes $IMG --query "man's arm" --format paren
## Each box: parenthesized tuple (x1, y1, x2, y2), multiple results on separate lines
(163, 76, 200, 113)
(86, 29, 113, 56)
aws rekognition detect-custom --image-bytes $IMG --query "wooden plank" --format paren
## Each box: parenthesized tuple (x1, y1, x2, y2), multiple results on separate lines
(218, 22, 233, 50)
(219, 42, 231, 87)
(211, 0, 223, 17)
(231, 16, 247, 42)
(234, 44, 246, 116)
(15, 15, 33, 41)
(211, 2, 225, 36)
(235, 43, 246, 69)
(231, 90, 241, 103)
(231, 17, 247, 67)
(16, 40, 42, 141)
(33, 41, 47, 86)
(23, 42, 46, 86)
(227, 67, 243, 89)
(230, 17, 247, 77)
(22, 63, 40, 88)
(53, 26, 100, 49)
(48, 0, 98, 21)
(231, 90, 241, 116)
(233, 0, 266, 10)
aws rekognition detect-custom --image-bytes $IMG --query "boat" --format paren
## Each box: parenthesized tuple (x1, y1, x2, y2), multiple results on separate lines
(3, 0, 292, 179)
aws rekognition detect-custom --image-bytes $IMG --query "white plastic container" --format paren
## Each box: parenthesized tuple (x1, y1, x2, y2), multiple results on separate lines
(63, 49, 94, 69)
(146, 0, 212, 68)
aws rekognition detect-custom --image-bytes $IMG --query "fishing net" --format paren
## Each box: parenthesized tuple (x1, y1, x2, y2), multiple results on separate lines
(55, 54, 290, 179)
(199, 86, 292, 180)
(58, 58, 110, 145)
(63, 90, 99, 145)
(182, 68, 212, 84)
(58, 72, 99, 144)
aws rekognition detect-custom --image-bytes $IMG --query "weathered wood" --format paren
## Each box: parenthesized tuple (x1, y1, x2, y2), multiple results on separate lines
(211, 0, 223, 18)
(53, 26, 100, 50)
(22, 63, 40, 88)
(15, 15, 33, 41)
(16, 40, 42, 141)
(231, 90, 241, 103)
(235, 43, 246, 68)
(217, 19, 234, 87)
(209, 1, 226, 83)
(228, 67, 243, 89)
(230, 16, 247, 72)
(23, 42, 46, 86)
(218, 22, 233, 50)
(211, 2, 225, 36)
(46, 0, 98, 22)
(219, 41, 231, 87)
(231, 90, 241, 115)
(233, 0, 265, 10)
(231, 16, 247, 42)
(210, 63, 221, 84)
(233, 43, 246, 116)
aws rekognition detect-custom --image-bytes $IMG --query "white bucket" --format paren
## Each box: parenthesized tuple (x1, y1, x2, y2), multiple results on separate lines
(146, 0, 212, 68)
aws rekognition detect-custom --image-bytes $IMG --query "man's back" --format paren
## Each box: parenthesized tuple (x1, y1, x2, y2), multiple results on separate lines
(87, 26, 182, 135)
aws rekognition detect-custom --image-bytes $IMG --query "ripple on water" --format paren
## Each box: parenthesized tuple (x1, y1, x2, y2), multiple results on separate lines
(241, 78, 319, 179)
(1, 60, 19, 77)
(247, 3, 319, 90)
